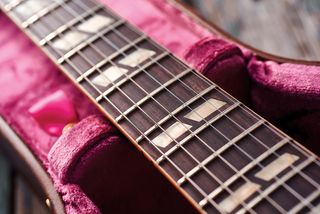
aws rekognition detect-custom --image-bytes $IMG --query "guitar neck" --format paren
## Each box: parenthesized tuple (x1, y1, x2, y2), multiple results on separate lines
(1, 0, 319, 213)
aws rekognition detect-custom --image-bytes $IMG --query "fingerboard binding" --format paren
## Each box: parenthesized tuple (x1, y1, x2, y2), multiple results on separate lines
(1, 0, 319, 213)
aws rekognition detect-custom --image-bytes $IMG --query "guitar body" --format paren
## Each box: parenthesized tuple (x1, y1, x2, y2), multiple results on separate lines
(0, 0, 319, 213)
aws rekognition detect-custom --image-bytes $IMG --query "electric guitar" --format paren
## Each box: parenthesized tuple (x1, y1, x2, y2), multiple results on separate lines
(0, 0, 319, 213)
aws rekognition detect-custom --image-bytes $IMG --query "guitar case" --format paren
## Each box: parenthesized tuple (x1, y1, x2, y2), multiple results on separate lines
(0, 0, 319, 213)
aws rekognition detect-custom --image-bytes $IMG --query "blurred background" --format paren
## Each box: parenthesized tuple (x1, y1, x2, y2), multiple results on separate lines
(0, 0, 319, 213)
(182, 0, 320, 61)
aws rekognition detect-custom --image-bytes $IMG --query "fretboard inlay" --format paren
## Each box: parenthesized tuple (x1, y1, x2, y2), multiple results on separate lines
(1, 0, 319, 213)
(77, 14, 114, 33)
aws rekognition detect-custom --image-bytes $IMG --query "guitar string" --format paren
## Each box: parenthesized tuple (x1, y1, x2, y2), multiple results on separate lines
(10, 0, 320, 211)
(18, 1, 228, 211)
(14, 0, 260, 212)
(23, 0, 320, 211)
(68, 1, 295, 212)
(148, 0, 320, 171)
(61, 1, 294, 212)
(0, 0, 312, 212)
(92, 0, 320, 206)
(4, 0, 318, 211)
(65, 0, 319, 211)
(98, 10, 319, 214)
(42, 1, 264, 211)
(80, 0, 320, 209)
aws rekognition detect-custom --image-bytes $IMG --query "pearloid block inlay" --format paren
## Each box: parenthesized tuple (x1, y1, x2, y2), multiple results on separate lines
(255, 153, 299, 181)
(219, 182, 260, 213)
(152, 122, 192, 148)
(52, 31, 88, 51)
(77, 15, 114, 33)
(15, 0, 52, 17)
(119, 48, 155, 67)
(184, 98, 226, 122)
(92, 66, 128, 87)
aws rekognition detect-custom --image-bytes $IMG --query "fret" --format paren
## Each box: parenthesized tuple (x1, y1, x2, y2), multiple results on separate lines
(92, 52, 170, 100)
(10, 0, 55, 23)
(39, 4, 105, 46)
(287, 183, 320, 213)
(136, 84, 215, 143)
(198, 137, 290, 207)
(301, 162, 320, 188)
(2, 1, 320, 213)
(156, 102, 240, 164)
(178, 119, 265, 185)
(114, 70, 212, 140)
(237, 156, 315, 214)
(21, 0, 66, 29)
(59, 33, 146, 80)
(56, 19, 131, 63)
(76, 25, 145, 83)
(60, 32, 144, 71)
(115, 68, 193, 122)
(2, 0, 23, 11)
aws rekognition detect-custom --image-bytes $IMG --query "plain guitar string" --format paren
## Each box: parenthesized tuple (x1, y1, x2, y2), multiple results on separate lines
(15, 0, 320, 212)
(4, 0, 320, 213)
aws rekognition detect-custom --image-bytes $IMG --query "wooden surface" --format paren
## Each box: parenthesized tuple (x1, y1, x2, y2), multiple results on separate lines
(182, 0, 320, 61)
(0, 0, 319, 213)
(3, 0, 320, 213)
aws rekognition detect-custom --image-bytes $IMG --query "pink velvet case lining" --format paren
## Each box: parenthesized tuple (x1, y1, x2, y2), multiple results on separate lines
(0, 0, 319, 213)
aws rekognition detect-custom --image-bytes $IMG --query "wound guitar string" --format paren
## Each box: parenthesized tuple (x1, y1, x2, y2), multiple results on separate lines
(1, 0, 319, 213)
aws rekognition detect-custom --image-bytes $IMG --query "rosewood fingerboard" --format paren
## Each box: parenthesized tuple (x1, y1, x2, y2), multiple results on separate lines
(1, 0, 319, 213)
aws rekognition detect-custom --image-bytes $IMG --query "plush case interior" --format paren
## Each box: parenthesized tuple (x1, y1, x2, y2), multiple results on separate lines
(0, 0, 319, 213)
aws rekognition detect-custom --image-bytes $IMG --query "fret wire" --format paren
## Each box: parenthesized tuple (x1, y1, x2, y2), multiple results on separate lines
(17, 4, 224, 213)
(58, 4, 248, 210)
(39, 3, 105, 46)
(0, 2, 282, 213)
(73, 24, 140, 78)
(288, 189, 320, 214)
(6, 0, 318, 212)
(198, 137, 290, 208)
(115, 67, 193, 122)
(97, 3, 320, 211)
(135, 84, 215, 143)
(156, 102, 240, 164)
(236, 157, 315, 214)
(2, 0, 23, 11)
(94, 51, 170, 102)
(12, 0, 320, 211)
(21, 0, 69, 29)
(95, 3, 320, 211)
(10, 0, 320, 211)
(57, 19, 128, 64)
(110, 10, 320, 206)
(104, 0, 320, 171)
(176, 119, 265, 185)
(54, 2, 268, 211)
(31, 2, 225, 211)
(63, 7, 261, 211)
(63, 0, 320, 211)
